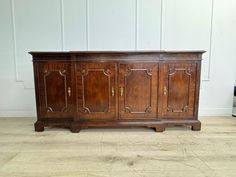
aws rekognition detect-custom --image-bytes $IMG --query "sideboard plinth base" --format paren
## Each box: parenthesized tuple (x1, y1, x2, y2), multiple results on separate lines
(34, 121, 44, 132)
(191, 121, 201, 131)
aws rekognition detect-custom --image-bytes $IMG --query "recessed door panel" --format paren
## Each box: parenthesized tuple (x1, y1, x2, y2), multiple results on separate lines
(84, 70, 110, 112)
(160, 63, 197, 118)
(119, 63, 158, 119)
(76, 63, 116, 120)
(44, 70, 67, 112)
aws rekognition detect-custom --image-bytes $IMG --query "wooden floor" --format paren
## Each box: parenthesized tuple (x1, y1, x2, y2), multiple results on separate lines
(0, 117, 236, 177)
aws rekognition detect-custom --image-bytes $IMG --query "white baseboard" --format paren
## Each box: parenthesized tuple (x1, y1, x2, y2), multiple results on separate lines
(0, 108, 233, 117)
(0, 110, 36, 117)
(199, 107, 233, 116)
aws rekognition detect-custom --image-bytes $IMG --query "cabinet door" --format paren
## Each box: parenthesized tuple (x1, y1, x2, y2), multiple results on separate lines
(76, 63, 117, 120)
(119, 63, 158, 119)
(159, 63, 197, 118)
(37, 62, 73, 118)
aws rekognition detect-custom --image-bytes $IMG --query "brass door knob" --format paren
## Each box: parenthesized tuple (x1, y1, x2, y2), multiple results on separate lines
(163, 86, 167, 95)
(68, 87, 71, 97)
(111, 87, 115, 96)
(120, 87, 124, 96)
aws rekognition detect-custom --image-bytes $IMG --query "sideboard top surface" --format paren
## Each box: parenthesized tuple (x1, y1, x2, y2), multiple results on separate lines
(30, 50, 205, 61)
(29, 50, 205, 55)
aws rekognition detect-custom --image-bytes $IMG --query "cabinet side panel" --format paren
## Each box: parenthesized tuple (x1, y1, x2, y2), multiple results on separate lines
(194, 61, 202, 119)
(33, 61, 41, 120)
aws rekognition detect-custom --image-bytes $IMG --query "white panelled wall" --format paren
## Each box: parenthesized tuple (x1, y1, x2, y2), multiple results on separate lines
(0, 0, 236, 117)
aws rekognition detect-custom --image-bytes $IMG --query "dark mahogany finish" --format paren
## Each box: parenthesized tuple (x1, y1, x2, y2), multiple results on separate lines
(76, 62, 117, 120)
(119, 63, 158, 119)
(30, 51, 204, 132)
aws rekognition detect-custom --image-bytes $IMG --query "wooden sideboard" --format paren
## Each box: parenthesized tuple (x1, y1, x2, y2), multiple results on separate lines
(30, 51, 204, 132)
